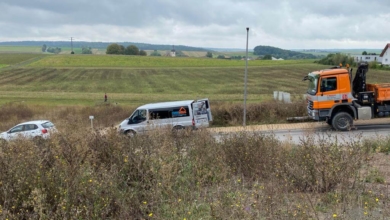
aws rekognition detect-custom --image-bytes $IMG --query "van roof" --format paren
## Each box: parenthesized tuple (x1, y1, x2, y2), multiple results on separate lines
(138, 100, 195, 109)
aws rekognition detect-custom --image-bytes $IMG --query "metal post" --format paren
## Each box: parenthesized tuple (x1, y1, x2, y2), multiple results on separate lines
(71, 37, 74, 54)
(89, 116, 94, 129)
(243, 27, 249, 127)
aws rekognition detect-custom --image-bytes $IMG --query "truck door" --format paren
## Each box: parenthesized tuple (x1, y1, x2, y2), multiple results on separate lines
(318, 76, 342, 116)
(193, 98, 212, 127)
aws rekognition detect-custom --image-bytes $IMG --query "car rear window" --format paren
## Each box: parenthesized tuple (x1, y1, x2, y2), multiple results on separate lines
(41, 121, 55, 128)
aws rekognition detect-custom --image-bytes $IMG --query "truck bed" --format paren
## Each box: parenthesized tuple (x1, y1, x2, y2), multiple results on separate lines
(367, 83, 390, 102)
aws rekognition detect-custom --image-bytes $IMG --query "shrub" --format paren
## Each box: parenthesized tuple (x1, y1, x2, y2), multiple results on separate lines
(0, 127, 387, 219)
(211, 100, 307, 126)
(277, 133, 371, 192)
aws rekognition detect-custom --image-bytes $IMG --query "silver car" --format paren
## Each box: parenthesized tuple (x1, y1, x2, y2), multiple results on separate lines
(0, 120, 57, 141)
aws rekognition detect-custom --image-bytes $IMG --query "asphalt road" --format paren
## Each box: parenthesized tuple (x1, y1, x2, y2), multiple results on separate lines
(210, 119, 390, 144)
(267, 124, 390, 144)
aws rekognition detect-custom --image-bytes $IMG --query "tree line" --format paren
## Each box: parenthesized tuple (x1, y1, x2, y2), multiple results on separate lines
(314, 53, 355, 66)
(253, 45, 318, 59)
(106, 43, 147, 56)
(9, 41, 209, 51)
(42, 44, 62, 54)
(41, 44, 93, 54)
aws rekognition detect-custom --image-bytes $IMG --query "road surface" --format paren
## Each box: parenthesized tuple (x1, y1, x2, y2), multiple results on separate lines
(210, 118, 390, 144)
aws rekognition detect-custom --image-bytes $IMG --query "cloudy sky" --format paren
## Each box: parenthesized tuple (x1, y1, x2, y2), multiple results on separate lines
(1, 0, 389, 49)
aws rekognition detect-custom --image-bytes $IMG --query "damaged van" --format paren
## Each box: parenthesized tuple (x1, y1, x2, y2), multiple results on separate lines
(118, 99, 212, 135)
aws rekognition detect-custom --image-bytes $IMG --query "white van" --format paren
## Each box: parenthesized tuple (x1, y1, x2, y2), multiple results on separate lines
(118, 99, 212, 135)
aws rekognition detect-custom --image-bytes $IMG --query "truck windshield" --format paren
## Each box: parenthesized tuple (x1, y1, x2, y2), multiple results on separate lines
(305, 74, 318, 95)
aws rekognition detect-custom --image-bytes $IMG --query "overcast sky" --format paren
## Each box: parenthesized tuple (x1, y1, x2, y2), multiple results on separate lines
(1, 0, 389, 49)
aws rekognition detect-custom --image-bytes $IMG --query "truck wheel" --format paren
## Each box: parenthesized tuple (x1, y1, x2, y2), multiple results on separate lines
(326, 117, 332, 126)
(331, 112, 353, 131)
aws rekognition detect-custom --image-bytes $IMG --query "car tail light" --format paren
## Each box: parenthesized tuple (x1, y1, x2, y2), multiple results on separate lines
(41, 128, 48, 134)
(192, 119, 195, 126)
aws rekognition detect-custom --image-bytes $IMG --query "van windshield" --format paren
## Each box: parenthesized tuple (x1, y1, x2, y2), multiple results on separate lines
(129, 109, 147, 124)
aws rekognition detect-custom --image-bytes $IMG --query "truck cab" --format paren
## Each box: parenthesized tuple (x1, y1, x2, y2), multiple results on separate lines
(304, 63, 390, 131)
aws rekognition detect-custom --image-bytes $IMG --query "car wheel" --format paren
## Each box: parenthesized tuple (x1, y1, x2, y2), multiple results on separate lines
(0, 138, 6, 145)
(33, 136, 45, 145)
(124, 130, 136, 137)
(331, 112, 353, 131)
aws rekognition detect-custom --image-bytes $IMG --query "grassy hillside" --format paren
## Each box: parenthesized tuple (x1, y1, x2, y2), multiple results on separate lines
(0, 46, 42, 53)
(0, 54, 389, 107)
(27, 54, 314, 68)
(0, 53, 48, 68)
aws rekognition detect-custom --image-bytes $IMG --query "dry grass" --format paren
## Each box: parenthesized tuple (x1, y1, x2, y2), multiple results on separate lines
(0, 100, 308, 131)
(1, 124, 389, 219)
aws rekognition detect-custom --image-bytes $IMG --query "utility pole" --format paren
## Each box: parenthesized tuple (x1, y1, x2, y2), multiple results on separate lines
(243, 27, 249, 127)
(70, 37, 74, 54)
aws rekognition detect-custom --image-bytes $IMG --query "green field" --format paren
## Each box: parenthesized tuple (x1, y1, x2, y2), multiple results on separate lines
(0, 53, 47, 65)
(0, 46, 42, 53)
(0, 54, 315, 106)
(1, 53, 389, 107)
(28, 54, 314, 67)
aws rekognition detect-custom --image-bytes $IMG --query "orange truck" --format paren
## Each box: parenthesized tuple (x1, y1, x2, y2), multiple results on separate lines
(303, 62, 390, 131)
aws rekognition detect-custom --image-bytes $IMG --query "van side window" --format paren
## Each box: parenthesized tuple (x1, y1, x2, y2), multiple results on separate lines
(149, 106, 190, 120)
(172, 107, 190, 117)
(150, 109, 171, 120)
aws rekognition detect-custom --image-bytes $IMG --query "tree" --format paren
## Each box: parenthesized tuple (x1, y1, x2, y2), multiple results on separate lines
(42, 44, 47, 52)
(262, 54, 272, 60)
(362, 51, 367, 55)
(119, 45, 125, 55)
(125, 45, 139, 55)
(82, 47, 92, 54)
(46, 47, 62, 54)
(206, 51, 213, 58)
(217, 55, 225, 59)
(106, 43, 122, 54)
(139, 50, 147, 56)
(314, 53, 355, 66)
(150, 50, 161, 56)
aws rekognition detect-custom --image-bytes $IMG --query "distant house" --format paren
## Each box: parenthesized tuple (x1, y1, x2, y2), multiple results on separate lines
(350, 43, 390, 65)
(380, 43, 390, 65)
(351, 54, 382, 63)
(272, 57, 284, 60)
(170, 45, 176, 57)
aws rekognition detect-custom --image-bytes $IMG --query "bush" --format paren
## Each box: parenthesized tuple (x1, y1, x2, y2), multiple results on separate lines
(277, 133, 371, 192)
(0, 127, 387, 219)
(211, 100, 307, 126)
(315, 53, 355, 67)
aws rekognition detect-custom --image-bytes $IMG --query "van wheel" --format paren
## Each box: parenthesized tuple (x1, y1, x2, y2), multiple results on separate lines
(172, 126, 186, 136)
(125, 130, 136, 137)
(332, 112, 353, 131)
(173, 125, 185, 130)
